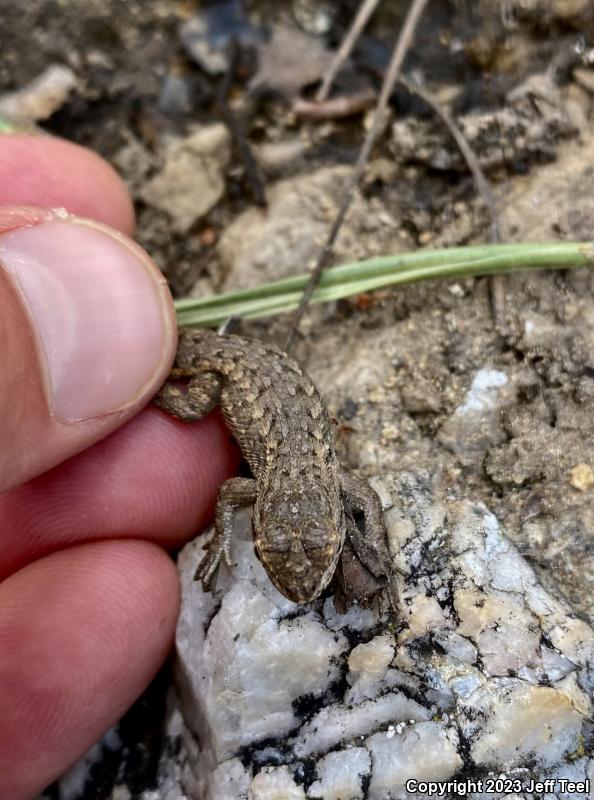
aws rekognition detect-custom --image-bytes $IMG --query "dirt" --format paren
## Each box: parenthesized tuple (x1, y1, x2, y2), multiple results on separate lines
(301, 133, 594, 622)
(6, 1, 594, 796)
(3, 0, 594, 622)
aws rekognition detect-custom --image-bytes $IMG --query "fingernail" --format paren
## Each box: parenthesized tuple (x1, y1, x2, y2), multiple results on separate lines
(0, 219, 175, 420)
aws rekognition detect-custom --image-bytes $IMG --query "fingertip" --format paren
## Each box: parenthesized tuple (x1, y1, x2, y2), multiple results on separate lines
(0, 134, 135, 234)
(0, 216, 177, 490)
(0, 540, 179, 799)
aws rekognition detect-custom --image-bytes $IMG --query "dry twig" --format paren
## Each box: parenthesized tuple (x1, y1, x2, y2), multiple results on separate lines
(217, 40, 267, 208)
(398, 77, 508, 333)
(294, 87, 376, 119)
(398, 77, 500, 243)
(285, 0, 431, 351)
(316, 0, 382, 103)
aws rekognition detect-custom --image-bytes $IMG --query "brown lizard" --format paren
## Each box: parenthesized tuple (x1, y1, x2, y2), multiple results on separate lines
(155, 327, 392, 604)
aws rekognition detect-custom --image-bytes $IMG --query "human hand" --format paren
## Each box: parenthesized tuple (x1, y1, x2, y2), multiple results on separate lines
(0, 134, 239, 799)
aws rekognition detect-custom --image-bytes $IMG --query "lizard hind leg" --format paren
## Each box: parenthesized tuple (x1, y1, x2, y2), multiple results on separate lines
(194, 477, 258, 591)
(340, 471, 392, 579)
(154, 371, 223, 421)
(340, 474, 400, 614)
(342, 514, 399, 614)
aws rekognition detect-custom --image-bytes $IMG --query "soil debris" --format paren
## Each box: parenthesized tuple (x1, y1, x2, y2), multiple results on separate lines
(249, 24, 336, 100)
(0, 64, 77, 128)
(140, 124, 231, 233)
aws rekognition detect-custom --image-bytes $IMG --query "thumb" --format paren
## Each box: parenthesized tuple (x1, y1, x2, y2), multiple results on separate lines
(0, 207, 177, 491)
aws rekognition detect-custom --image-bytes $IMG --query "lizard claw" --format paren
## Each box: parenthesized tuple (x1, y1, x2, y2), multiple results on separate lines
(193, 533, 233, 591)
(194, 549, 221, 591)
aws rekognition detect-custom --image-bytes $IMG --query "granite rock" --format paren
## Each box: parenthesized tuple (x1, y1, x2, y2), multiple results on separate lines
(174, 473, 594, 800)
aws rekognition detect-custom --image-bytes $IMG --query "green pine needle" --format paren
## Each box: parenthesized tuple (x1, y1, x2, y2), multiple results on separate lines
(174, 242, 594, 328)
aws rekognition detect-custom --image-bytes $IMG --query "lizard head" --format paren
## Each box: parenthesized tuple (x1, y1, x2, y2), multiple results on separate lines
(252, 486, 346, 603)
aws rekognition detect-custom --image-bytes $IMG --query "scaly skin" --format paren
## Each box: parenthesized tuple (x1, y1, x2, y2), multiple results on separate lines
(155, 328, 391, 604)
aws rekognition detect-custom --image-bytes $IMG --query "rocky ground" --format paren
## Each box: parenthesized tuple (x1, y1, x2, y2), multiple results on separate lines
(5, 0, 594, 798)
(170, 476, 593, 800)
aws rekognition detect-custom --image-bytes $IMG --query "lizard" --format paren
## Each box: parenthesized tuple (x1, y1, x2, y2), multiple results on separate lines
(155, 327, 392, 604)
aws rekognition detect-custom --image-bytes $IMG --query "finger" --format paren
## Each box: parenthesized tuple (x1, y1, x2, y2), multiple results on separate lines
(0, 207, 177, 491)
(0, 540, 180, 800)
(0, 408, 240, 579)
(0, 133, 135, 234)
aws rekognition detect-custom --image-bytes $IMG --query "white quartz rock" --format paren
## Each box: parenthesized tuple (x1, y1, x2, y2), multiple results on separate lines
(348, 634, 396, 683)
(307, 748, 371, 800)
(175, 473, 594, 800)
(211, 758, 251, 800)
(462, 679, 586, 768)
(292, 691, 431, 759)
(249, 766, 306, 799)
(366, 721, 463, 800)
(176, 523, 347, 760)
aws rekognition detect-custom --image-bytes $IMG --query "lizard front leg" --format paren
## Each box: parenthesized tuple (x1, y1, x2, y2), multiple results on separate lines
(154, 371, 223, 421)
(195, 477, 257, 590)
(340, 472, 392, 579)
